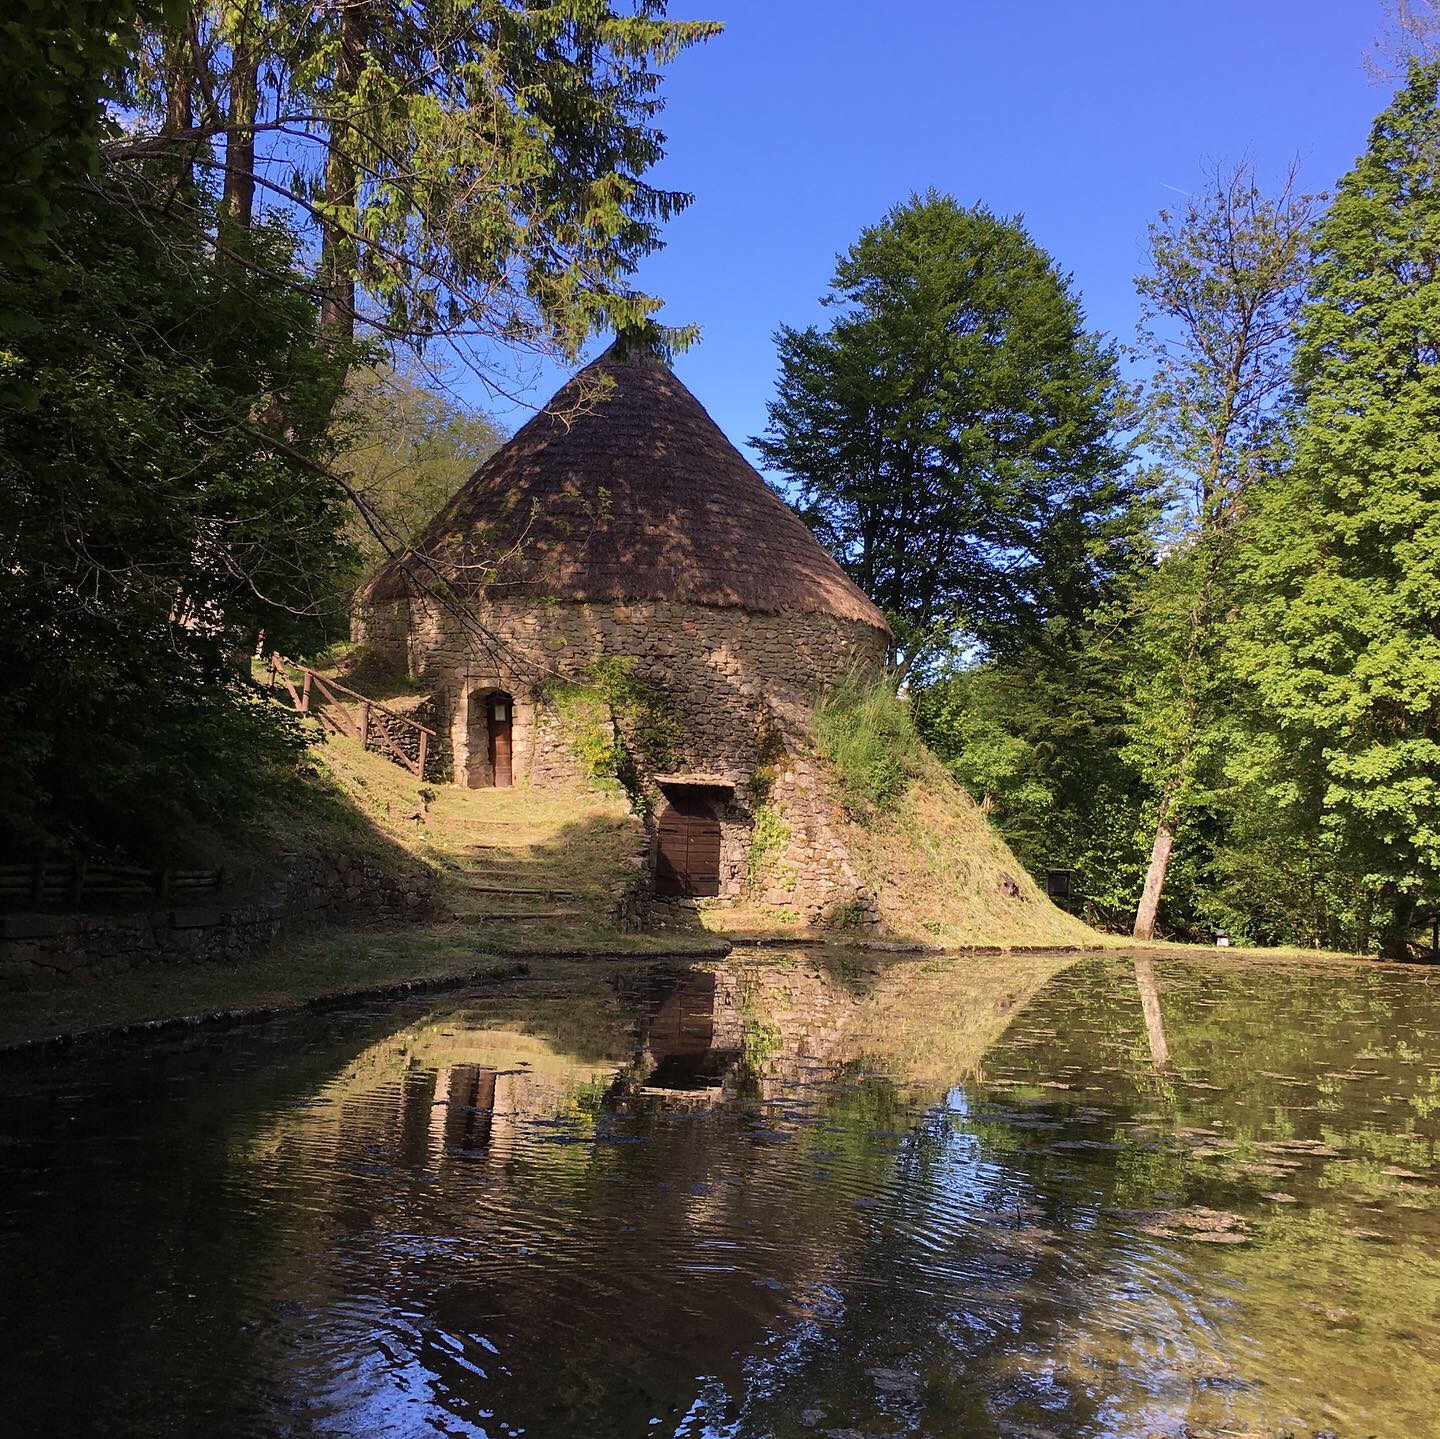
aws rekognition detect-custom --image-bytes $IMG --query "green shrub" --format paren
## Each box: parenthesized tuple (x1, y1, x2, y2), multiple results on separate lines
(813, 669, 924, 822)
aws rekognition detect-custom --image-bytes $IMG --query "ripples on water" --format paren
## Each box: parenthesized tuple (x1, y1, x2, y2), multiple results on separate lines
(1, 950, 1438, 1438)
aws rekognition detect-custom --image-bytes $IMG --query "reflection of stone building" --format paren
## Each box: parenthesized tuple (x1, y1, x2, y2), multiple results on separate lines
(233, 956, 1069, 1435)
(353, 345, 891, 920)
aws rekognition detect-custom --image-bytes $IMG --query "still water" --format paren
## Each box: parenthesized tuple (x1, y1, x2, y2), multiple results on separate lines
(2, 950, 1439, 1438)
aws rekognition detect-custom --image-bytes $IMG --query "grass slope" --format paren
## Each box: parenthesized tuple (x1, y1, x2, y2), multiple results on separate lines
(808, 671, 1095, 949)
(838, 749, 1095, 948)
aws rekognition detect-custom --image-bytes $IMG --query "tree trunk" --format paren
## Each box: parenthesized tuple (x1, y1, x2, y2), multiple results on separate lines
(222, 19, 259, 233)
(161, 11, 196, 196)
(319, 0, 368, 342)
(1132, 807, 1174, 941)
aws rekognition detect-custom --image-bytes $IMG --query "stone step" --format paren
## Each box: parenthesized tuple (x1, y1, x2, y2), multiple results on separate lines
(459, 883, 576, 898)
(466, 908, 589, 921)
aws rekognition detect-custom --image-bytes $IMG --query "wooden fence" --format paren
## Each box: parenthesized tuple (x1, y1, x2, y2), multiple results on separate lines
(266, 654, 435, 779)
(0, 859, 223, 910)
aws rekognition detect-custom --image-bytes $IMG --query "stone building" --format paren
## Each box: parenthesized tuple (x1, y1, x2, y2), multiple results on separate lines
(353, 344, 891, 919)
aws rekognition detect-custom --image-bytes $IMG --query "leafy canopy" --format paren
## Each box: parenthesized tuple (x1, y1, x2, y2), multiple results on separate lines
(753, 192, 1147, 674)
(123, 0, 722, 369)
(0, 169, 357, 858)
(1235, 61, 1440, 942)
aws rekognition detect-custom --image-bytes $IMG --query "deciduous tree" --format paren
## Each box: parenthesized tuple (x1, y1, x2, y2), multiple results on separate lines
(1126, 162, 1316, 940)
(753, 192, 1145, 676)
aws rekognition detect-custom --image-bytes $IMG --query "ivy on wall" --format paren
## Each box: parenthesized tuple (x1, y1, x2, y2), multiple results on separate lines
(539, 657, 679, 811)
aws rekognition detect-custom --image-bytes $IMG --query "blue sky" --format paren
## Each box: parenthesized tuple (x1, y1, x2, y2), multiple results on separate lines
(482, 1, 1395, 466)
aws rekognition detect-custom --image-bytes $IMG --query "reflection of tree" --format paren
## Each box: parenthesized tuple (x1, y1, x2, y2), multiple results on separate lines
(1134, 954, 1171, 1068)
(20, 952, 1436, 1438)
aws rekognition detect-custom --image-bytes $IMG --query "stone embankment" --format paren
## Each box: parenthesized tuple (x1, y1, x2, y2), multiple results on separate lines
(0, 851, 435, 986)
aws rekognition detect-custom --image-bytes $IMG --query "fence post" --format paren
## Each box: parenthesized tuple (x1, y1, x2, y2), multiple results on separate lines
(31, 853, 45, 907)
(300, 669, 312, 713)
(358, 700, 371, 749)
(70, 856, 87, 907)
(417, 730, 429, 779)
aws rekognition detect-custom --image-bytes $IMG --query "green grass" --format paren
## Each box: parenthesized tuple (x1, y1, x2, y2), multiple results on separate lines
(812, 669, 926, 821)
(0, 921, 727, 1051)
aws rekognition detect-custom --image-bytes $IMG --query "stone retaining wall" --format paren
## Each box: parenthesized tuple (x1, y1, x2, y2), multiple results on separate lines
(0, 851, 436, 987)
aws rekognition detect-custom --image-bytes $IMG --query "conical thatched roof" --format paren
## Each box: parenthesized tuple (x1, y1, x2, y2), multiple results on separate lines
(363, 346, 889, 632)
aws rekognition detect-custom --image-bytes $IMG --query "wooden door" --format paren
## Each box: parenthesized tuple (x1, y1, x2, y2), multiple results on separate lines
(655, 790, 721, 897)
(487, 695, 513, 787)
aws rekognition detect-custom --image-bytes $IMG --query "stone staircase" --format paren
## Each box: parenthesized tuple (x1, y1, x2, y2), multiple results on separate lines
(422, 784, 645, 930)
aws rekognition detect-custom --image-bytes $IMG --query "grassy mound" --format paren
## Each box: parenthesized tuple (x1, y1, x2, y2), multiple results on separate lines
(814, 672, 1094, 949)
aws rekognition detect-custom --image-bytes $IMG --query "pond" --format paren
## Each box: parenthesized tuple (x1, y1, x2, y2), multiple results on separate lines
(1, 949, 1438, 1437)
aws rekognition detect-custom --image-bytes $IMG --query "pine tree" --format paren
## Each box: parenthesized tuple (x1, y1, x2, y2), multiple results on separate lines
(1237, 62, 1440, 956)
(118, 1, 721, 379)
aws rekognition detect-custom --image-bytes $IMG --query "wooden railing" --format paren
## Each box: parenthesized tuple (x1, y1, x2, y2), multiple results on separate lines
(0, 859, 222, 910)
(266, 654, 434, 779)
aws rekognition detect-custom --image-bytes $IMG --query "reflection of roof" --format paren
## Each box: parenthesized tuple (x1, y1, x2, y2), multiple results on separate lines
(362, 345, 890, 632)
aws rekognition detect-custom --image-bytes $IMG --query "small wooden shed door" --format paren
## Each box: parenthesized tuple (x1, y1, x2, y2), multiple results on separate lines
(655, 790, 721, 897)
(487, 695, 512, 788)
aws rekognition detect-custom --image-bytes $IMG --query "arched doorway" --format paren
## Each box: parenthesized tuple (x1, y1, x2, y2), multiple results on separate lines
(655, 789, 721, 897)
(467, 689, 514, 787)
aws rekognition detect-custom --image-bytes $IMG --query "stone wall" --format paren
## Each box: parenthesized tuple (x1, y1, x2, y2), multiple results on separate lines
(0, 851, 436, 988)
(354, 590, 889, 915)
(762, 744, 879, 927)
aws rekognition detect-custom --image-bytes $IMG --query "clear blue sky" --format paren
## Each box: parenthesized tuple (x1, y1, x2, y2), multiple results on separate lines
(483, 1, 1393, 465)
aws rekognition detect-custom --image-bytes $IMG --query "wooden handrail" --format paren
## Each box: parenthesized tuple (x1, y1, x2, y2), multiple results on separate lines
(266, 653, 434, 778)
(268, 655, 435, 735)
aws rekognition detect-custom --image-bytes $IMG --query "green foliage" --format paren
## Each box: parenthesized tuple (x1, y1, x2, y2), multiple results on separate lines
(0, 0, 157, 272)
(1234, 62, 1440, 952)
(745, 805, 792, 890)
(740, 1013, 783, 1072)
(915, 633, 1151, 920)
(813, 671, 924, 822)
(824, 899, 869, 930)
(124, 0, 721, 360)
(543, 657, 678, 802)
(0, 175, 357, 860)
(754, 191, 1150, 674)
(337, 364, 506, 570)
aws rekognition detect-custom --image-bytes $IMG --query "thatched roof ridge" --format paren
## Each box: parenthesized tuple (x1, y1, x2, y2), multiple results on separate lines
(363, 346, 890, 633)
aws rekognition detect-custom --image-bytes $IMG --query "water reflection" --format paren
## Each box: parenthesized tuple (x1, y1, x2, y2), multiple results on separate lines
(0, 951, 1438, 1437)
(1134, 953, 1171, 1068)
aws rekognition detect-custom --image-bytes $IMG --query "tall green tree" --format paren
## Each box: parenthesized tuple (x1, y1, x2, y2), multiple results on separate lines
(0, 177, 357, 859)
(753, 192, 1145, 675)
(1236, 62, 1440, 957)
(1125, 163, 1316, 940)
(118, 1, 721, 379)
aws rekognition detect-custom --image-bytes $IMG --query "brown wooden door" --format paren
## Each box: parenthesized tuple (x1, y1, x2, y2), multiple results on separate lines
(487, 695, 513, 787)
(655, 791, 721, 897)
